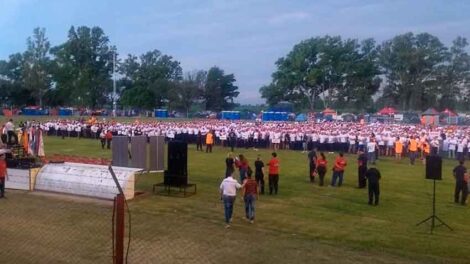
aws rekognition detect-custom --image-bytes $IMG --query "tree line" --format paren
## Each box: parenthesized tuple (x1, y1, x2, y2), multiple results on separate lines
(0, 26, 239, 113)
(260, 33, 470, 112)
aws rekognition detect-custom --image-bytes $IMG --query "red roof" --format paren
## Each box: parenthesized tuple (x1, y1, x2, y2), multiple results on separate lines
(322, 108, 336, 114)
(378, 107, 396, 115)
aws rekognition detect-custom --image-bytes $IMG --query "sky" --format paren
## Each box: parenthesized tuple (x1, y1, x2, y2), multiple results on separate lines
(1, 0, 470, 104)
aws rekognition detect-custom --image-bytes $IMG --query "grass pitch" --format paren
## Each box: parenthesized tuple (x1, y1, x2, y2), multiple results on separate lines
(1, 135, 470, 263)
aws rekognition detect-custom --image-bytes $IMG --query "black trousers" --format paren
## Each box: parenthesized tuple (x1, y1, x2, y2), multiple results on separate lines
(368, 182, 380, 205)
(255, 173, 265, 194)
(100, 139, 106, 149)
(317, 167, 326, 186)
(455, 181, 468, 204)
(309, 163, 316, 182)
(196, 141, 203, 151)
(269, 174, 279, 195)
(206, 144, 213, 153)
(106, 139, 112, 149)
(0, 178, 5, 197)
(358, 166, 367, 188)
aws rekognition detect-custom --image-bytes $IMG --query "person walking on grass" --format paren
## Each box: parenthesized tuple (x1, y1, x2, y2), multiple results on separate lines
(453, 160, 468, 205)
(219, 172, 242, 228)
(308, 148, 317, 183)
(316, 152, 328, 186)
(267, 152, 280, 195)
(206, 130, 214, 153)
(365, 165, 381, 206)
(225, 153, 235, 178)
(331, 152, 347, 187)
(357, 149, 367, 188)
(254, 154, 265, 194)
(235, 154, 249, 183)
(242, 169, 258, 223)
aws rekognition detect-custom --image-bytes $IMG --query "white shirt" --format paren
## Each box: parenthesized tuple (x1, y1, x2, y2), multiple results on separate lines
(219, 177, 241, 196)
(367, 142, 376, 153)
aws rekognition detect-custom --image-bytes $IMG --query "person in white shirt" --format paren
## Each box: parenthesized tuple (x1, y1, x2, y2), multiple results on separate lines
(219, 173, 242, 228)
(367, 138, 377, 165)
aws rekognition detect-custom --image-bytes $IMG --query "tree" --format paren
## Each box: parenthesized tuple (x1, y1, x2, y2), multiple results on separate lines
(204, 66, 239, 111)
(438, 36, 470, 109)
(51, 26, 114, 108)
(175, 70, 206, 116)
(261, 36, 380, 111)
(0, 53, 34, 106)
(378, 32, 448, 110)
(23, 28, 52, 107)
(119, 50, 182, 109)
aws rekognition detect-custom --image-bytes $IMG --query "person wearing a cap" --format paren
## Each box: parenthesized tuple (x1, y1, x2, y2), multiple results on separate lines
(0, 148, 10, 198)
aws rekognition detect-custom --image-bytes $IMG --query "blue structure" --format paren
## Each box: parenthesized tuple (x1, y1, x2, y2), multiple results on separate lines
(262, 111, 289, 121)
(22, 107, 48, 116)
(154, 109, 168, 118)
(58, 108, 73, 116)
(221, 111, 241, 120)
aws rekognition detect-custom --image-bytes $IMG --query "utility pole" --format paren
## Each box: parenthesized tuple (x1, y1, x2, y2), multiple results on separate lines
(112, 50, 116, 117)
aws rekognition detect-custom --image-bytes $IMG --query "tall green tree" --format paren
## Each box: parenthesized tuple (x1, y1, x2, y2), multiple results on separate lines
(119, 50, 182, 109)
(204, 66, 239, 111)
(261, 36, 380, 111)
(23, 27, 52, 107)
(175, 70, 205, 116)
(0, 53, 34, 106)
(378, 32, 447, 110)
(51, 26, 114, 108)
(437, 36, 470, 109)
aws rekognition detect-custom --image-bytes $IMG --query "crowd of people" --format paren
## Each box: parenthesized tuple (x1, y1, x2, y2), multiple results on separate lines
(1, 117, 468, 225)
(10, 118, 470, 162)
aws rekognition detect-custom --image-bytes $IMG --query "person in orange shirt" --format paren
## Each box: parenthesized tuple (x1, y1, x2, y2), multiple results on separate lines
(0, 148, 10, 198)
(408, 136, 418, 165)
(331, 152, 347, 187)
(422, 141, 431, 165)
(206, 130, 214, 153)
(267, 152, 280, 195)
(394, 137, 403, 161)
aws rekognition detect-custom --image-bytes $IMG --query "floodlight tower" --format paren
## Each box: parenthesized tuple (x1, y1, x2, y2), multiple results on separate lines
(113, 50, 117, 117)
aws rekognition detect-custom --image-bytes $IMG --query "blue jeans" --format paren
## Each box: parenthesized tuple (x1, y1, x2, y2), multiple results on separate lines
(239, 168, 247, 183)
(223, 195, 236, 223)
(244, 194, 256, 220)
(367, 152, 375, 164)
(331, 171, 344, 187)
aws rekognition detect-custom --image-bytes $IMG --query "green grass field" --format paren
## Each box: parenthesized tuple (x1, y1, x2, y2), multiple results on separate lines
(1, 135, 470, 263)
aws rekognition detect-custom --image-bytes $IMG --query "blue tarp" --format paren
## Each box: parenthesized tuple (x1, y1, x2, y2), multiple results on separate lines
(295, 113, 307, 122)
(58, 108, 73, 116)
(154, 109, 168, 118)
(22, 108, 49, 116)
(262, 111, 289, 121)
(221, 111, 241, 120)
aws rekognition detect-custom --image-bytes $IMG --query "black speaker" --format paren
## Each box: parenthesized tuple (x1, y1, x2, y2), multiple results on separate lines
(164, 141, 188, 186)
(426, 156, 442, 180)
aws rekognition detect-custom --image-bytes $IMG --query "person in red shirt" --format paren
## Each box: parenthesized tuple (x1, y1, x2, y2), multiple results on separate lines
(316, 152, 328, 186)
(105, 130, 113, 149)
(331, 152, 347, 187)
(0, 148, 10, 198)
(267, 152, 280, 195)
(242, 168, 258, 223)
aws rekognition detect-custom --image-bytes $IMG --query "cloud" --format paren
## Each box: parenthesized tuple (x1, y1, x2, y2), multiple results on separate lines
(268, 11, 310, 25)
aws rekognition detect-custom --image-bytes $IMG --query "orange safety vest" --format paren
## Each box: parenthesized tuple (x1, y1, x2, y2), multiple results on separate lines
(206, 133, 213, 145)
(395, 141, 403, 154)
(409, 139, 418, 152)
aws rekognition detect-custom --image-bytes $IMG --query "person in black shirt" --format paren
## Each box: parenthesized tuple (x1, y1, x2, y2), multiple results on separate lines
(365, 166, 381, 205)
(453, 160, 468, 205)
(225, 153, 235, 178)
(229, 130, 236, 152)
(308, 148, 317, 183)
(196, 131, 203, 151)
(254, 155, 265, 194)
(357, 150, 368, 188)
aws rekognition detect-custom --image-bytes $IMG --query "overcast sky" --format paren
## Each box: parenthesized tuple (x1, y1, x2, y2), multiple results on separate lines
(1, 0, 469, 104)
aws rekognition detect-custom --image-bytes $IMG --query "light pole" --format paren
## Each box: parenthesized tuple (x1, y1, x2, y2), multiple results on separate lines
(113, 50, 117, 117)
